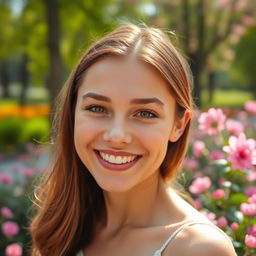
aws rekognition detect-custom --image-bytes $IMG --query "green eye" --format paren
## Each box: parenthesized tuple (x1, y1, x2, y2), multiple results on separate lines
(86, 105, 106, 113)
(136, 110, 158, 119)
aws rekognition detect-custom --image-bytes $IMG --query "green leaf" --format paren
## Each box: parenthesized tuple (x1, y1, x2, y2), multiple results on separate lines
(230, 193, 248, 205)
(223, 170, 246, 179)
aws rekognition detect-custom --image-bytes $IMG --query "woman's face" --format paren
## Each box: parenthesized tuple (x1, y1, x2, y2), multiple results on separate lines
(74, 57, 183, 192)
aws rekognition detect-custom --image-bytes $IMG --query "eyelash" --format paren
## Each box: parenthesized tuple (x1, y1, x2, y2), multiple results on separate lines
(135, 110, 158, 119)
(84, 105, 159, 119)
(85, 105, 106, 113)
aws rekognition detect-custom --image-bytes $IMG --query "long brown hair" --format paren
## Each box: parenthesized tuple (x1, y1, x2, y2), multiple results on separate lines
(30, 24, 194, 256)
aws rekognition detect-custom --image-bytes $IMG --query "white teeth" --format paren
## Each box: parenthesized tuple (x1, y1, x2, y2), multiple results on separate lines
(116, 156, 122, 164)
(122, 157, 127, 164)
(99, 152, 137, 164)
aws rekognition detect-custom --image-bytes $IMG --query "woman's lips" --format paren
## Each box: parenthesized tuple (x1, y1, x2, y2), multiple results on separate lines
(94, 150, 142, 171)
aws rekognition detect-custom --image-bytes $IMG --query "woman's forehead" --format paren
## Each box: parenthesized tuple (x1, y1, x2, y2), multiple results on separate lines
(78, 57, 172, 98)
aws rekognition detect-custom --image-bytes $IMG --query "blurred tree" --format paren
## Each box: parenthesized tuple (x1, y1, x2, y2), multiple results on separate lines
(0, 1, 14, 98)
(43, 0, 64, 109)
(0, 0, 48, 104)
(43, 0, 117, 108)
(59, 0, 117, 69)
(232, 26, 256, 99)
(15, 0, 39, 106)
(152, 0, 256, 106)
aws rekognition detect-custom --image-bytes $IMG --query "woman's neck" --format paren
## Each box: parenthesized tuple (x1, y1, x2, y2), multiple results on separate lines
(101, 173, 174, 236)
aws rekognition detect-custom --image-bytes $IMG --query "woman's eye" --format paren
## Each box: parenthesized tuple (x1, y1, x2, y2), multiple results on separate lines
(85, 105, 106, 113)
(136, 110, 158, 119)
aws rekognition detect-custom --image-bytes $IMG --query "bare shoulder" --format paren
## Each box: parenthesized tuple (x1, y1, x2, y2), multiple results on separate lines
(166, 222, 237, 256)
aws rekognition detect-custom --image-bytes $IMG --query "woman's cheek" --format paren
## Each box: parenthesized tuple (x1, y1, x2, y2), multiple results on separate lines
(135, 124, 170, 148)
(74, 117, 102, 147)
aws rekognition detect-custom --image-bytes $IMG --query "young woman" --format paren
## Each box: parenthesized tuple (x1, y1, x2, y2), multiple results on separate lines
(30, 24, 237, 256)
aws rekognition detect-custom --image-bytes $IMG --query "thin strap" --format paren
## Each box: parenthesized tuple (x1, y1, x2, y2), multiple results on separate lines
(76, 251, 84, 256)
(153, 221, 233, 256)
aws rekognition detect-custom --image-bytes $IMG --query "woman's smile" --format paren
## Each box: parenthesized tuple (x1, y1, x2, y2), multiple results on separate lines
(94, 149, 142, 171)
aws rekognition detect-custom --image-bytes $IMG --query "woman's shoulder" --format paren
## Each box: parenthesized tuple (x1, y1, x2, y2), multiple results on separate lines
(165, 221, 236, 256)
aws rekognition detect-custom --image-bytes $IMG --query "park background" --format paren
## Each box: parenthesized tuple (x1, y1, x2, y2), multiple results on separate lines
(0, 0, 256, 255)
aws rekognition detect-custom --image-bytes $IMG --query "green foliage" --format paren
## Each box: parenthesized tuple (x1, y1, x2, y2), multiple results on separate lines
(21, 118, 50, 144)
(232, 26, 256, 87)
(0, 2, 15, 58)
(0, 118, 23, 148)
(202, 89, 253, 108)
(0, 117, 49, 150)
(59, 0, 118, 69)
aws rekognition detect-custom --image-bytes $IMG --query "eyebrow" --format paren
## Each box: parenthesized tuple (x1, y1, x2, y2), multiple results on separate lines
(82, 92, 111, 102)
(82, 92, 164, 106)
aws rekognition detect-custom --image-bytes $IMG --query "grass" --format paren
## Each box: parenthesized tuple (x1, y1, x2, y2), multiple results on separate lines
(201, 89, 253, 108)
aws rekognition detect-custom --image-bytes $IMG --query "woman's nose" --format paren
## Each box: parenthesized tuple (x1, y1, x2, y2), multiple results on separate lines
(103, 118, 132, 145)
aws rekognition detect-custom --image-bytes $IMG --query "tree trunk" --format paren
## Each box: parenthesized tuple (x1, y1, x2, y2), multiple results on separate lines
(208, 71, 215, 103)
(43, 0, 64, 111)
(0, 61, 10, 98)
(19, 53, 29, 106)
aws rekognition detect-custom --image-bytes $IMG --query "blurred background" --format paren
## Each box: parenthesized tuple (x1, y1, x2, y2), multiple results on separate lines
(0, 0, 256, 255)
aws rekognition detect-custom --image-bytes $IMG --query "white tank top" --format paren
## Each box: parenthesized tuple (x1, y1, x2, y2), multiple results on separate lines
(76, 220, 233, 256)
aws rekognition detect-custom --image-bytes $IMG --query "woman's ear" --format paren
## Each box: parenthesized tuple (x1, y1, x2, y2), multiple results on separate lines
(169, 110, 191, 142)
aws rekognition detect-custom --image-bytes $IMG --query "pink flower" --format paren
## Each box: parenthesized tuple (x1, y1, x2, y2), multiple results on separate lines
(245, 234, 256, 248)
(1, 207, 13, 219)
(248, 225, 256, 236)
(245, 226, 256, 249)
(217, 216, 228, 228)
(218, 0, 230, 6)
(223, 133, 256, 170)
(231, 222, 239, 230)
(189, 176, 211, 194)
(5, 243, 23, 256)
(200, 211, 216, 223)
(246, 186, 256, 197)
(212, 189, 225, 199)
(237, 110, 248, 121)
(245, 101, 256, 115)
(241, 16, 255, 26)
(2, 221, 19, 238)
(225, 119, 244, 136)
(249, 194, 256, 204)
(247, 171, 256, 182)
(183, 158, 199, 170)
(193, 140, 206, 158)
(210, 150, 224, 160)
(240, 202, 256, 216)
(231, 24, 246, 36)
(235, 0, 249, 11)
(23, 167, 35, 177)
(198, 108, 226, 135)
(0, 173, 13, 185)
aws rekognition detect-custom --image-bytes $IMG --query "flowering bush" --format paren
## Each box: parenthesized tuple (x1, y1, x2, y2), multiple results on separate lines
(183, 101, 256, 256)
(0, 105, 49, 120)
(0, 143, 47, 256)
(0, 104, 50, 151)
